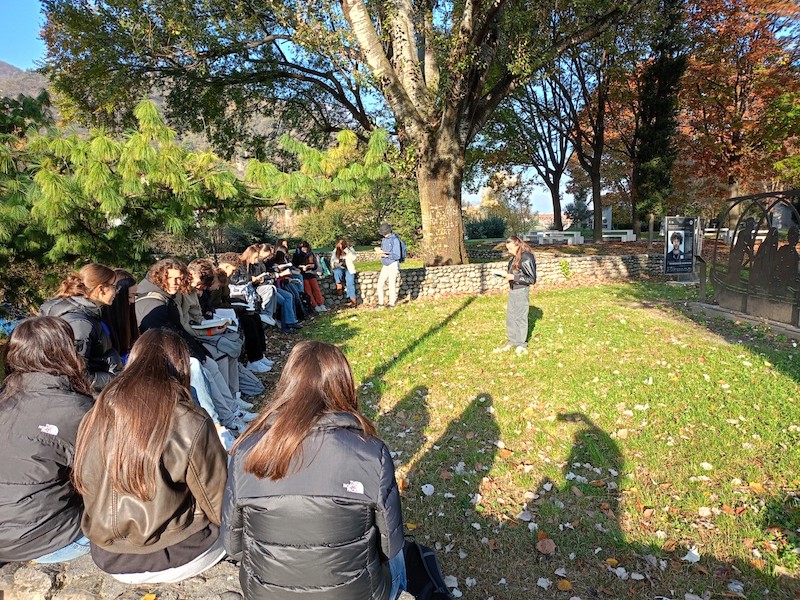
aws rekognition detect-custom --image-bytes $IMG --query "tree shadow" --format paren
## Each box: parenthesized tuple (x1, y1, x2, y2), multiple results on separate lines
(361, 296, 476, 386)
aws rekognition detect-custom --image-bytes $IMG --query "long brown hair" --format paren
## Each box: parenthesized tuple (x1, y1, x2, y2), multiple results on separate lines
(0, 316, 92, 400)
(240, 244, 262, 265)
(73, 329, 192, 500)
(334, 238, 349, 260)
(506, 235, 536, 271)
(55, 263, 115, 301)
(103, 269, 139, 356)
(233, 341, 376, 480)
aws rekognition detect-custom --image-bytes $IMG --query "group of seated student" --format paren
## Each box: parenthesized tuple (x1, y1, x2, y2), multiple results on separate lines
(0, 316, 407, 597)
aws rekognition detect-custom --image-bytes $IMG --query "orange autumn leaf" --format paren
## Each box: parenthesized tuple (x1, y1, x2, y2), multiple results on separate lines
(557, 579, 573, 591)
(536, 538, 556, 554)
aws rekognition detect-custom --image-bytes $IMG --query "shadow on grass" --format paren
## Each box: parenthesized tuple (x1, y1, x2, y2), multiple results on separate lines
(363, 296, 476, 386)
(542, 417, 800, 598)
(400, 393, 501, 594)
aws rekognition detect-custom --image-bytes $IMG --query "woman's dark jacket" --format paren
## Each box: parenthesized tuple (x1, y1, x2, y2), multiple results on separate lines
(0, 373, 93, 561)
(292, 249, 319, 279)
(507, 251, 537, 289)
(40, 295, 123, 392)
(222, 412, 405, 600)
(133, 277, 207, 360)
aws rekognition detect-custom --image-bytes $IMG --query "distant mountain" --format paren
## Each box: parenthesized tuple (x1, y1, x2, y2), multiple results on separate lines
(0, 61, 49, 99)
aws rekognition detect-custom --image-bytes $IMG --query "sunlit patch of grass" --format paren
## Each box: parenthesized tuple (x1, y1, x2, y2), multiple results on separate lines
(308, 283, 800, 598)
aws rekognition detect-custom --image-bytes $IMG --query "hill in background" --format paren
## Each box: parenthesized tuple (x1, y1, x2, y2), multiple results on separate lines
(0, 60, 49, 99)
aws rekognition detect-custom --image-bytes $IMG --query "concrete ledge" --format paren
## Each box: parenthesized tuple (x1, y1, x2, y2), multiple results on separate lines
(688, 302, 800, 340)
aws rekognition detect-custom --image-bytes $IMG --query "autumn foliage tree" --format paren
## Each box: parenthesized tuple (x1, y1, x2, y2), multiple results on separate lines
(675, 0, 800, 223)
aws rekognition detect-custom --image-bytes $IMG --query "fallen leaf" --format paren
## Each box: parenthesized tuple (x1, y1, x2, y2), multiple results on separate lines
(405, 523, 418, 530)
(606, 558, 619, 567)
(721, 504, 736, 515)
(440, 470, 453, 481)
(663, 540, 677, 552)
(589, 480, 607, 487)
(536, 538, 557, 555)
(557, 579, 573, 591)
(499, 448, 513, 459)
(536, 577, 552, 589)
(571, 485, 584, 497)
(488, 539, 499, 551)
(748, 482, 766, 493)
(141, 596, 157, 600)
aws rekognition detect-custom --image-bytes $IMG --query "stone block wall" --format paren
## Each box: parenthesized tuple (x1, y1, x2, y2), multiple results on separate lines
(315, 253, 663, 306)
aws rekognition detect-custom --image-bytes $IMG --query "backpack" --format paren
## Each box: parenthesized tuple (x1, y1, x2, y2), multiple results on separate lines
(403, 539, 453, 600)
(398, 236, 407, 263)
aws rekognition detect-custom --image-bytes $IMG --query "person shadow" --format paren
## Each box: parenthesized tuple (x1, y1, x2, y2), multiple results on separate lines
(529, 412, 800, 599)
(396, 393, 502, 594)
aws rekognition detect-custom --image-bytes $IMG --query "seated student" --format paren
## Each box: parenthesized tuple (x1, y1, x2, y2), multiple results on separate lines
(135, 258, 250, 435)
(259, 243, 302, 331)
(179, 259, 248, 402)
(40, 263, 123, 392)
(101, 268, 139, 362)
(228, 249, 300, 334)
(239, 244, 279, 326)
(73, 329, 228, 583)
(0, 317, 94, 563)
(292, 240, 327, 312)
(222, 341, 407, 600)
(210, 262, 274, 374)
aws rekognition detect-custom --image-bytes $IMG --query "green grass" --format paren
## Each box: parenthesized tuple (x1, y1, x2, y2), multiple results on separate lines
(302, 282, 800, 598)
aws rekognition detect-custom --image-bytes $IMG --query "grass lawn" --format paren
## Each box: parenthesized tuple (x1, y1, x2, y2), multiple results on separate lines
(301, 282, 799, 598)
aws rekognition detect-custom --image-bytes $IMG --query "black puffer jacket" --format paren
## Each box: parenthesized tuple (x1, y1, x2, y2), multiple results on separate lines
(222, 412, 405, 600)
(0, 373, 93, 561)
(40, 296, 123, 392)
(134, 277, 207, 360)
(507, 251, 537, 289)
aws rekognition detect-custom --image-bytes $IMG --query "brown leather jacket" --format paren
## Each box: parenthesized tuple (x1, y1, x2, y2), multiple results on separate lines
(79, 401, 228, 554)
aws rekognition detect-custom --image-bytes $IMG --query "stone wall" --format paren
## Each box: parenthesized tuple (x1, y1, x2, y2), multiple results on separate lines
(316, 253, 663, 306)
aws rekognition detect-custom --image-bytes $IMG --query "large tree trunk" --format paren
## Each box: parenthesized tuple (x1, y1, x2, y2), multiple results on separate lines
(725, 177, 743, 228)
(591, 171, 604, 242)
(547, 180, 564, 230)
(416, 130, 468, 265)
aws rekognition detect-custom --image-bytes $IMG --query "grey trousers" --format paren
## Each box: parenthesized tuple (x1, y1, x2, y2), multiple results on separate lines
(506, 286, 530, 347)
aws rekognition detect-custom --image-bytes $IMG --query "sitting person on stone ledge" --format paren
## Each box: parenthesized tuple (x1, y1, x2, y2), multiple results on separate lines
(0, 317, 94, 564)
(222, 340, 407, 599)
(73, 329, 228, 583)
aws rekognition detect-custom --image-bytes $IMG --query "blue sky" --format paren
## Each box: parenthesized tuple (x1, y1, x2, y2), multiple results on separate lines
(0, 1, 564, 215)
(0, 3, 46, 70)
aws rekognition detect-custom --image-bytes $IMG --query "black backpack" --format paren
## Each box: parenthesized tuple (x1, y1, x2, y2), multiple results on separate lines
(403, 540, 453, 600)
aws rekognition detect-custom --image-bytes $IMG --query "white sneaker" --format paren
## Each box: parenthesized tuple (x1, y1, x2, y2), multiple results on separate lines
(492, 344, 513, 353)
(259, 313, 277, 326)
(246, 361, 271, 373)
(257, 358, 274, 367)
(515, 346, 529, 356)
(319, 304, 329, 312)
(314, 305, 324, 313)
(237, 410, 258, 422)
(236, 397, 255, 410)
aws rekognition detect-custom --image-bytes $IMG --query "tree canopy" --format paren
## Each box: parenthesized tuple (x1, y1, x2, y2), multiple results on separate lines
(42, 0, 641, 264)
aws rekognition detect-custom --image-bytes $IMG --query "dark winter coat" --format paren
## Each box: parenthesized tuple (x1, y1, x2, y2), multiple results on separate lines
(40, 295, 123, 392)
(507, 251, 537, 289)
(133, 277, 207, 360)
(0, 373, 93, 561)
(222, 412, 405, 600)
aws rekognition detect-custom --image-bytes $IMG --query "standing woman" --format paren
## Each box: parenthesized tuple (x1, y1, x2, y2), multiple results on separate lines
(0, 317, 94, 563)
(40, 263, 123, 393)
(495, 235, 537, 356)
(73, 328, 228, 583)
(332, 238, 358, 307)
(222, 341, 406, 599)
